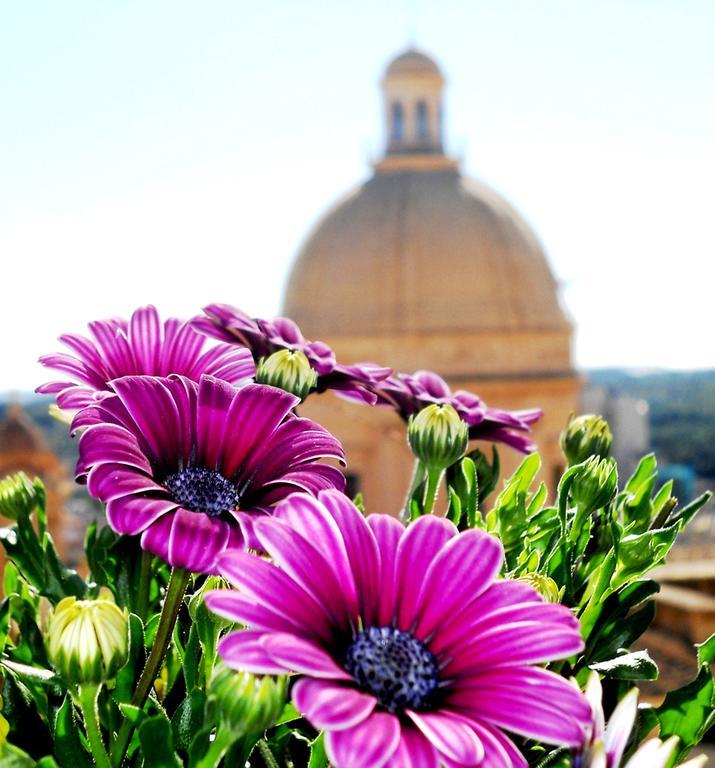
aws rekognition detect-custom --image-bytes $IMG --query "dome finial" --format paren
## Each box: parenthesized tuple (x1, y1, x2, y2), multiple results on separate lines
(381, 48, 445, 158)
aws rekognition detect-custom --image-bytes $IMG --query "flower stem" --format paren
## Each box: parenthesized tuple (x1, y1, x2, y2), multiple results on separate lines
(79, 684, 112, 768)
(135, 549, 152, 621)
(402, 459, 426, 520)
(195, 726, 233, 768)
(421, 466, 444, 516)
(257, 739, 280, 768)
(111, 567, 190, 767)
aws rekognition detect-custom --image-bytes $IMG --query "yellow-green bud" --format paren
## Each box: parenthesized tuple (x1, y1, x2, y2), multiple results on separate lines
(570, 456, 618, 511)
(408, 404, 469, 470)
(0, 472, 43, 522)
(517, 573, 561, 603)
(208, 667, 287, 736)
(560, 414, 613, 466)
(256, 349, 318, 400)
(46, 593, 129, 685)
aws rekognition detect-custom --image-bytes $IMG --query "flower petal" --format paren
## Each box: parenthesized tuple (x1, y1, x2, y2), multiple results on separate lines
(390, 725, 440, 768)
(367, 513, 405, 626)
(106, 494, 177, 536)
(325, 712, 401, 768)
(292, 678, 376, 730)
(407, 710, 484, 765)
(217, 630, 287, 674)
(261, 633, 352, 680)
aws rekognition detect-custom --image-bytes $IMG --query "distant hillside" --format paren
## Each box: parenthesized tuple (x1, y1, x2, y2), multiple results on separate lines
(587, 369, 715, 479)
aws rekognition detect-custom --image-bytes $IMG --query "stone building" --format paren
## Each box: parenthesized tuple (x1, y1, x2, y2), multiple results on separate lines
(283, 48, 580, 511)
(0, 403, 74, 574)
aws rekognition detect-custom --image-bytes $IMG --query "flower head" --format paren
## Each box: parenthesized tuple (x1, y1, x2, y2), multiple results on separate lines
(37, 305, 255, 411)
(374, 369, 543, 453)
(46, 593, 128, 685)
(193, 304, 391, 404)
(570, 456, 618, 511)
(75, 375, 345, 573)
(561, 414, 613, 467)
(207, 490, 590, 768)
(408, 403, 468, 470)
(256, 349, 318, 400)
(208, 667, 287, 735)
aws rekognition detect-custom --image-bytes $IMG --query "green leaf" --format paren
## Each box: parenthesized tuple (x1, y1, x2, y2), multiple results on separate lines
(36, 759, 62, 768)
(53, 694, 92, 768)
(137, 715, 183, 768)
(589, 650, 658, 681)
(668, 491, 712, 530)
(274, 702, 302, 726)
(612, 525, 680, 591)
(308, 732, 328, 768)
(1, 671, 53, 759)
(113, 613, 146, 704)
(656, 632, 715, 761)
(172, 689, 207, 755)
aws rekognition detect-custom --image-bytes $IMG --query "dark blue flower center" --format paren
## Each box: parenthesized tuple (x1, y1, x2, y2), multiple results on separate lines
(163, 467, 240, 518)
(344, 627, 439, 713)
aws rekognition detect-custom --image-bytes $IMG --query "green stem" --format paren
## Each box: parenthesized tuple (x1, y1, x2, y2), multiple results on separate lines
(195, 726, 233, 768)
(135, 549, 152, 622)
(421, 466, 444, 516)
(402, 459, 426, 520)
(111, 567, 190, 767)
(79, 684, 112, 768)
(257, 739, 280, 768)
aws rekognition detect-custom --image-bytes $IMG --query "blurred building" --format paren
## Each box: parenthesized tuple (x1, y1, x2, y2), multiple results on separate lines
(283, 48, 580, 511)
(0, 402, 75, 574)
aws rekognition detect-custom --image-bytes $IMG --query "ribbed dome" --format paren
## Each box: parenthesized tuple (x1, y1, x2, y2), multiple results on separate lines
(385, 49, 443, 79)
(283, 167, 570, 339)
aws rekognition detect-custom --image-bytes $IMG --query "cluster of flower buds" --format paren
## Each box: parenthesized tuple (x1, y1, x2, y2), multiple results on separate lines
(46, 593, 129, 685)
(256, 349, 318, 400)
(561, 414, 613, 466)
(407, 403, 468, 470)
(570, 456, 618, 512)
(208, 667, 286, 736)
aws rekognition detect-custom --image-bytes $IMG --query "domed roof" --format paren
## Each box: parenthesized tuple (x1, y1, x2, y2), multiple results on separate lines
(0, 403, 51, 454)
(385, 49, 443, 79)
(283, 167, 571, 340)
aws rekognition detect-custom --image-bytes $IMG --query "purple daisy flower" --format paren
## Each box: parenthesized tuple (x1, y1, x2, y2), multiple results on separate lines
(375, 370, 543, 453)
(206, 490, 590, 767)
(37, 305, 255, 411)
(192, 303, 391, 404)
(75, 375, 345, 574)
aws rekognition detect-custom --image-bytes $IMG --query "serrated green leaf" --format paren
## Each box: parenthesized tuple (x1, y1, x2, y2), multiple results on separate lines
(137, 715, 182, 768)
(53, 694, 92, 768)
(589, 650, 658, 680)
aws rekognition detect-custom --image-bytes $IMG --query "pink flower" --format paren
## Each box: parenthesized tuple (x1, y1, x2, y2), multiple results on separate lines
(207, 490, 590, 767)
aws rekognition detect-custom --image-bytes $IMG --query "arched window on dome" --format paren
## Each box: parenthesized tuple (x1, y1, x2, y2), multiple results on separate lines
(416, 100, 429, 141)
(391, 102, 404, 142)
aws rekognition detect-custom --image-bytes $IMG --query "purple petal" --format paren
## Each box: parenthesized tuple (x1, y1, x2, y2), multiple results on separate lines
(414, 528, 503, 641)
(168, 507, 232, 573)
(87, 463, 164, 502)
(261, 633, 352, 680)
(366, 513, 405, 626)
(204, 590, 308, 636)
(394, 515, 458, 631)
(217, 383, 299, 480)
(253, 516, 358, 630)
(217, 630, 287, 675)
(467, 721, 527, 768)
(318, 490, 381, 626)
(195, 375, 237, 470)
(390, 725, 440, 768)
(106, 495, 177, 536)
(216, 548, 335, 643)
(407, 710, 484, 765)
(77, 423, 152, 475)
(292, 678, 376, 730)
(325, 712, 401, 768)
(129, 306, 161, 371)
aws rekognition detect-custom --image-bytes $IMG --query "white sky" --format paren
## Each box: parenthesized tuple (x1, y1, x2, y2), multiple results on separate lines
(1, 1, 714, 392)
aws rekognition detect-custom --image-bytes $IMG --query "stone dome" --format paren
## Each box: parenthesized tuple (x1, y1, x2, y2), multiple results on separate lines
(283, 167, 570, 338)
(385, 49, 443, 79)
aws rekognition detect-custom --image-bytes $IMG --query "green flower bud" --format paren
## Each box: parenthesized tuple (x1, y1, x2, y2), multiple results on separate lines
(570, 456, 618, 511)
(517, 573, 561, 603)
(0, 472, 44, 522)
(208, 666, 287, 736)
(256, 349, 318, 400)
(408, 404, 469, 470)
(560, 414, 613, 466)
(46, 593, 129, 685)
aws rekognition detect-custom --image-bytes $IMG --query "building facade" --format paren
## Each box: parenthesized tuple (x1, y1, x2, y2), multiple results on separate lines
(283, 49, 581, 511)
